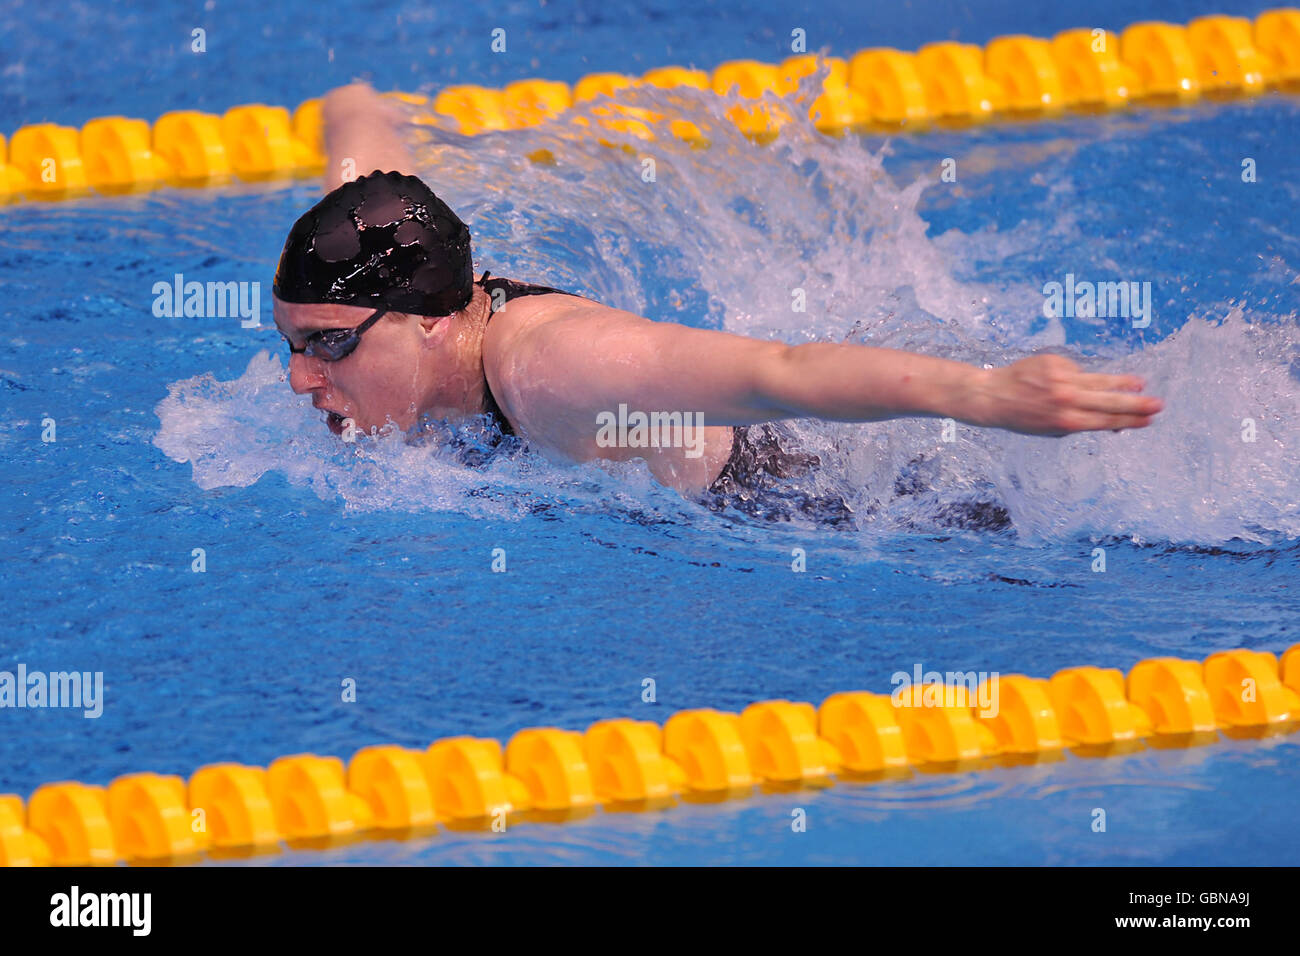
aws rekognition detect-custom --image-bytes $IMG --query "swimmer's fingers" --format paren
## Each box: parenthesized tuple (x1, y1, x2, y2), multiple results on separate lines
(1055, 410, 1160, 433)
(1055, 383, 1163, 432)
(1075, 371, 1146, 392)
(1069, 386, 1164, 417)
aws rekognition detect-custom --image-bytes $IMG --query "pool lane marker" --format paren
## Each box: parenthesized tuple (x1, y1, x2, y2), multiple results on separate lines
(1, 11, 1299, 203)
(2, 644, 1298, 865)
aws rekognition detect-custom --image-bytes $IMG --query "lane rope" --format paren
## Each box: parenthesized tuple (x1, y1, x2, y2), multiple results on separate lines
(1, 11, 1298, 202)
(3, 644, 1298, 864)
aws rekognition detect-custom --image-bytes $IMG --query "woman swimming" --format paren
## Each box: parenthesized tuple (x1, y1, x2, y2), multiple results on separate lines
(272, 83, 1164, 501)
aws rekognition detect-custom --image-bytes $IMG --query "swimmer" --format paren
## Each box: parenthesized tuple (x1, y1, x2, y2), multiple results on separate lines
(273, 83, 1164, 500)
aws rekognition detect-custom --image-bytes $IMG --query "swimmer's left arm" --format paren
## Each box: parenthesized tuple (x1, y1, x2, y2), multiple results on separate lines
(517, 311, 1163, 438)
(756, 340, 1164, 435)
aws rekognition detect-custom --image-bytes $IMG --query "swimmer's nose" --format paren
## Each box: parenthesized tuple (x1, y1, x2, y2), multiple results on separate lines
(287, 353, 328, 394)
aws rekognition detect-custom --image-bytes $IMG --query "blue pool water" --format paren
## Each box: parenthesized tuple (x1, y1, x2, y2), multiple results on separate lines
(2, 0, 1298, 865)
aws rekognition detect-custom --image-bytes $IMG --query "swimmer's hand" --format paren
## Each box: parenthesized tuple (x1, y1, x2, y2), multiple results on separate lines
(970, 354, 1163, 435)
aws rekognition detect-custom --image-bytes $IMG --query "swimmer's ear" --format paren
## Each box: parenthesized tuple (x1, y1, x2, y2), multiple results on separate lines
(415, 312, 452, 348)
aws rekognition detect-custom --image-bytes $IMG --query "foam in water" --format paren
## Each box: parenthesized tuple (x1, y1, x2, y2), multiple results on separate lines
(153, 66, 1300, 545)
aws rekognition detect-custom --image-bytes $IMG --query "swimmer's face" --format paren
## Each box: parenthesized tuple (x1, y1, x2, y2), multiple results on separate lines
(273, 296, 444, 435)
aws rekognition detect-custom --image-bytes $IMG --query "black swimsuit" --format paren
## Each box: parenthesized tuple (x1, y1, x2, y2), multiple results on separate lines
(703, 422, 854, 525)
(707, 424, 821, 495)
(477, 271, 577, 307)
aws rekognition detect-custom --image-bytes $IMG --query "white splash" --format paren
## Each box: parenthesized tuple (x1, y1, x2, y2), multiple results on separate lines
(819, 309, 1300, 544)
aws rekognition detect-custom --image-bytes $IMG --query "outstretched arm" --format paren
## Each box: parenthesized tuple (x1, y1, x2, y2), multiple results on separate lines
(508, 307, 1163, 439)
(756, 338, 1163, 434)
(320, 83, 416, 189)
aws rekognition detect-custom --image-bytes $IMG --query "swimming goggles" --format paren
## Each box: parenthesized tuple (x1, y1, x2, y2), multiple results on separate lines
(286, 308, 388, 362)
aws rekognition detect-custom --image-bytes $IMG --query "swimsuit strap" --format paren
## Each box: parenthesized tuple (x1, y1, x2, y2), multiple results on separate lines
(476, 270, 580, 302)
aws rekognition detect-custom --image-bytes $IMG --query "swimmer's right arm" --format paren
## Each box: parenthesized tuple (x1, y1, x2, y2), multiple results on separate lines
(321, 83, 416, 189)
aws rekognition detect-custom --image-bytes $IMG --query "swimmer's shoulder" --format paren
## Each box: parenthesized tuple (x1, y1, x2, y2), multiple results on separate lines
(481, 293, 623, 388)
(480, 294, 651, 446)
(483, 293, 647, 362)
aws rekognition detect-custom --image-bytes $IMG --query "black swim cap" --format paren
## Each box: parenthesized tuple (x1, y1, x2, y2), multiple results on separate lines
(273, 170, 474, 317)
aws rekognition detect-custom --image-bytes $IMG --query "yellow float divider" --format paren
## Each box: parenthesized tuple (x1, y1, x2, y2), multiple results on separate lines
(2, 641, 1297, 866)
(3, 8, 1297, 204)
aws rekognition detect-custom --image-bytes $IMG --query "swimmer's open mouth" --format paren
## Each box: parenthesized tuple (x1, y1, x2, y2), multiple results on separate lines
(312, 398, 350, 435)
